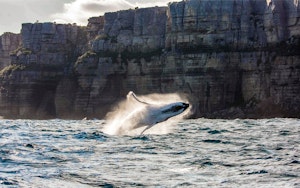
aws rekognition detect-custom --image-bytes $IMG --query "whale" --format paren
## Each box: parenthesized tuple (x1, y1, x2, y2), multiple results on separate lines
(117, 91, 189, 135)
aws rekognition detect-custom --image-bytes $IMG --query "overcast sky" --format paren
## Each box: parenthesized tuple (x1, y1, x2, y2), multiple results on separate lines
(0, 0, 180, 35)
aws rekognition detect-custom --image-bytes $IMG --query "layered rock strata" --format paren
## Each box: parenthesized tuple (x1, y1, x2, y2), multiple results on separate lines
(0, 0, 299, 119)
(0, 32, 21, 70)
(164, 0, 300, 117)
(0, 23, 87, 118)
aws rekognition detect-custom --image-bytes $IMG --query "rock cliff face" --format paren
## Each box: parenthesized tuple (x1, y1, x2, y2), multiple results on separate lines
(0, 23, 88, 118)
(0, 32, 21, 70)
(0, 0, 299, 119)
(164, 0, 300, 117)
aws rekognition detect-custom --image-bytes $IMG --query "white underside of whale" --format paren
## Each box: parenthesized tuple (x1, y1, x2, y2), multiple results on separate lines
(103, 91, 189, 135)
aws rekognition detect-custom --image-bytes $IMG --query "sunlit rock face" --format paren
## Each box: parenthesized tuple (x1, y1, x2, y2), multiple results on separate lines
(89, 7, 167, 53)
(0, 0, 299, 119)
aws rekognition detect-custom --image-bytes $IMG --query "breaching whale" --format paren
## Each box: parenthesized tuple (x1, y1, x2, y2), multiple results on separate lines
(118, 91, 189, 135)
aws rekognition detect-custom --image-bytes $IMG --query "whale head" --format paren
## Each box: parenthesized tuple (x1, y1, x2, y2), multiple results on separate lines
(161, 102, 189, 116)
(153, 102, 189, 123)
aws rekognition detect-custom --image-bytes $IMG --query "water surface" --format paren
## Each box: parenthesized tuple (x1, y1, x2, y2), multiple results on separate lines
(0, 118, 299, 187)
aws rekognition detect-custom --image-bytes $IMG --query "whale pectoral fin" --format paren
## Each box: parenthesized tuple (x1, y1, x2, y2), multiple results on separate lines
(139, 124, 154, 135)
(128, 91, 150, 105)
(140, 126, 150, 135)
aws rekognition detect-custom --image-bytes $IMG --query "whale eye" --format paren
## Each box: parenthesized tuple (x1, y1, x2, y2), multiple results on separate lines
(173, 105, 183, 112)
(162, 105, 183, 113)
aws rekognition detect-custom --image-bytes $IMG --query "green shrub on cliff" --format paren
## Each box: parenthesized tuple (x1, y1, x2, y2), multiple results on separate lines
(81, 50, 97, 59)
(0, 64, 26, 76)
(74, 50, 97, 68)
(9, 47, 32, 56)
(77, 50, 97, 61)
(94, 34, 108, 41)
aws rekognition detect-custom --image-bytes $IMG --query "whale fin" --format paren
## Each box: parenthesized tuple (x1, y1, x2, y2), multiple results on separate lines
(140, 124, 154, 135)
(127, 91, 150, 105)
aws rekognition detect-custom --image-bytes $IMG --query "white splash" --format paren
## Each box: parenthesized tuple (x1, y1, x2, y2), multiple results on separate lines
(102, 91, 191, 136)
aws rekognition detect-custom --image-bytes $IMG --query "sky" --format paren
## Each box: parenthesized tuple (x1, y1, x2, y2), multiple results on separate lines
(0, 0, 180, 35)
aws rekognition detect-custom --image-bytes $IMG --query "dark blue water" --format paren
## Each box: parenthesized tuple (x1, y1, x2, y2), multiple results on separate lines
(0, 118, 299, 187)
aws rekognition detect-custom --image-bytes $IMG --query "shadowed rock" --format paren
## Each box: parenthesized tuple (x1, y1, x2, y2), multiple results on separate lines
(0, 0, 299, 119)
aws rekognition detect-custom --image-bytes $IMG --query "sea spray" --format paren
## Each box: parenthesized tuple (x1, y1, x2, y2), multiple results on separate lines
(102, 92, 191, 136)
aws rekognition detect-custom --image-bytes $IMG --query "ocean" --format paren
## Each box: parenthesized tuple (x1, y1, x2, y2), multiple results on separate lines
(0, 118, 299, 187)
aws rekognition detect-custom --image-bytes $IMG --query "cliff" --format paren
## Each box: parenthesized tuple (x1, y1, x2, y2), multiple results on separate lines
(0, 0, 299, 119)
(0, 23, 88, 118)
(164, 0, 300, 118)
(0, 32, 21, 70)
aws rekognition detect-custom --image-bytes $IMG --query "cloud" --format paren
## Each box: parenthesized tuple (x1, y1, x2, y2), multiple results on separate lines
(51, 0, 181, 26)
(131, 0, 176, 8)
(0, 0, 178, 34)
(51, 0, 134, 25)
